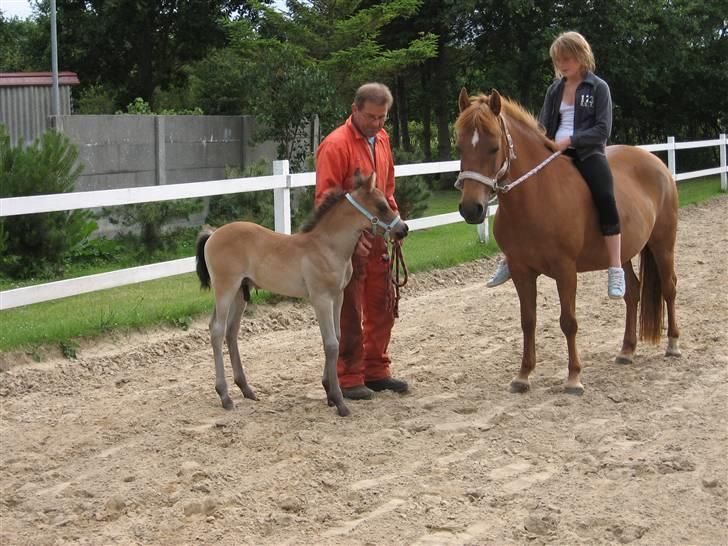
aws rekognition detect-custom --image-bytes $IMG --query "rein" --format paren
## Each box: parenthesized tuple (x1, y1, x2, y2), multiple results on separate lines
(455, 113, 561, 193)
(387, 239, 408, 318)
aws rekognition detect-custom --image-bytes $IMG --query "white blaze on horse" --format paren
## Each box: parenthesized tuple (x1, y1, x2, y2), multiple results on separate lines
(195, 171, 408, 417)
(456, 88, 681, 394)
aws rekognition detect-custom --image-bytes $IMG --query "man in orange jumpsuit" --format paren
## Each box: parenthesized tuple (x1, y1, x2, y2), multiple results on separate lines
(315, 82, 409, 400)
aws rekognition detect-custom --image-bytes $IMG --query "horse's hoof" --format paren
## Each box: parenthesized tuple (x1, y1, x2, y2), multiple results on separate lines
(221, 397, 236, 410)
(565, 385, 584, 396)
(665, 338, 681, 358)
(337, 405, 351, 417)
(327, 398, 335, 407)
(615, 354, 634, 365)
(510, 379, 530, 393)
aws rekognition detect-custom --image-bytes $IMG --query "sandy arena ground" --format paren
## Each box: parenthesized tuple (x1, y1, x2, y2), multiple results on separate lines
(1, 197, 726, 546)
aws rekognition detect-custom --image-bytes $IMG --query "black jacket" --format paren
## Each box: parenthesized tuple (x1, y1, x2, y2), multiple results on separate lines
(538, 71, 612, 160)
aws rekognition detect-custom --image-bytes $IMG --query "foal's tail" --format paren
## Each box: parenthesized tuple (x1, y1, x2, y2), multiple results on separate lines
(195, 225, 216, 290)
(638, 245, 664, 343)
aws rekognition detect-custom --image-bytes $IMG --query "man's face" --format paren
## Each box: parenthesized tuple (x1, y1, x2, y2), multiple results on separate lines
(352, 101, 388, 138)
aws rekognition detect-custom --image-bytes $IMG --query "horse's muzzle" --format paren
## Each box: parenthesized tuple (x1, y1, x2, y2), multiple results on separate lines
(458, 202, 486, 225)
(392, 222, 409, 240)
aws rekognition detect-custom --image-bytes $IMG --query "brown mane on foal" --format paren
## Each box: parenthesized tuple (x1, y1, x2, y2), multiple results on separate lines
(456, 93, 558, 152)
(300, 189, 347, 233)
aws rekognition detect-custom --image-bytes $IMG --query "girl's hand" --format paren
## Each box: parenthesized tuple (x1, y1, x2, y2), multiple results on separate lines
(556, 137, 572, 151)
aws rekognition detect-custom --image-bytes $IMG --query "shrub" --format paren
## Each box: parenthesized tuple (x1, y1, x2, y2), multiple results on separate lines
(0, 126, 97, 279)
(392, 149, 432, 220)
(206, 161, 275, 228)
(103, 199, 203, 253)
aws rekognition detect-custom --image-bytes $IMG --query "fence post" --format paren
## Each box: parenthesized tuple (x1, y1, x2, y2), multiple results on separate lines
(667, 136, 676, 177)
(155, 116, 166, 186)
(720, 133, 727, 192)
(273, 160, 291, 234)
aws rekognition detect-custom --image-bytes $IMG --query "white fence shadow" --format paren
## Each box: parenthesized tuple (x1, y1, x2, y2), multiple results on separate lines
(1, 135, 726, 310)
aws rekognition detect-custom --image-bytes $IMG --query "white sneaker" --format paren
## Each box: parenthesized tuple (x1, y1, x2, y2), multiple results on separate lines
(608, 267, 625, 299)
(487, 259, 511, 287)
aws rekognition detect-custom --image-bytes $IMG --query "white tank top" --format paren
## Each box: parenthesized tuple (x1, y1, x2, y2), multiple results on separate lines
(555, 101, 575, 143)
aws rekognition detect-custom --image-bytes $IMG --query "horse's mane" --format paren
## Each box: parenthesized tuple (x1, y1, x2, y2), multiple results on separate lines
(300, 189, 347, 233)
(456, 93, 558, 152)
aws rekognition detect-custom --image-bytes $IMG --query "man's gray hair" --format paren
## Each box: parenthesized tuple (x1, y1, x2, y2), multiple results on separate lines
(354, 82, 393, 109)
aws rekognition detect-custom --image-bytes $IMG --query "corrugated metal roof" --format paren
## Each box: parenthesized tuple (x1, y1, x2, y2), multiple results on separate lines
(0, 72, 80, 87)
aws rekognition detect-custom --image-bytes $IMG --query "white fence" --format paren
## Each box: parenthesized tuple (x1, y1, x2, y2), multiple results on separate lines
(1, 135, 726, 310)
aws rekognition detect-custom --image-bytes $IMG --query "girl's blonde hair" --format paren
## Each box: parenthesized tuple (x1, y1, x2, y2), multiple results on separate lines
(549, 31, 595, 78)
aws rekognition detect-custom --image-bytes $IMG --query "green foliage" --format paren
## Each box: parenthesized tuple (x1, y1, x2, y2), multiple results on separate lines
(0, 14, 46, 71)
(76, 83, 118, 114)
(103, 199, 203, 253)
(0, 126, 97, 279)
(392, 149, 432, 220)
(206, 161, 274, 228)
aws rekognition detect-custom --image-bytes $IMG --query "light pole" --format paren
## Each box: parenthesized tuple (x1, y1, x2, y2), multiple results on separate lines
(50, 0, 60, 118)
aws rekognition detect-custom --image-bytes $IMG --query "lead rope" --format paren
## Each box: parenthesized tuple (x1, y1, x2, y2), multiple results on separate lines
(388, 239, 408, 318)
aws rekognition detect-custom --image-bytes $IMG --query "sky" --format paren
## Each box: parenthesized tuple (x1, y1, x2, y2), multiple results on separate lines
(0, 0, 288, 19)
(1, 0, 34, 19)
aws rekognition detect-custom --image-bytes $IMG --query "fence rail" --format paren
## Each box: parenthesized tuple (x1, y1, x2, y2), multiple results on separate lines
(1, 135, 726, 310)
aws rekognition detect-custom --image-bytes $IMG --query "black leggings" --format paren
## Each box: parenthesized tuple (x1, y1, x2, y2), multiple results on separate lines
(566, 149, 621, 236)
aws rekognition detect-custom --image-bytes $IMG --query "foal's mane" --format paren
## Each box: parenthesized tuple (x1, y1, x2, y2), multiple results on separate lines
(300, 189, 347, 233)
(456, 93, 557, 152)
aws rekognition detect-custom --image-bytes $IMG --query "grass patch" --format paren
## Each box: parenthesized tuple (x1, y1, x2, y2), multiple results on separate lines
(1, 178, 723, 353)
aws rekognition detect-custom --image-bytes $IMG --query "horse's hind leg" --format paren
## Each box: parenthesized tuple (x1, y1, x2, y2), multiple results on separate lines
(226, 290, 257, 401)
(616, 259, 640, 364)
(210, 288, 237, 410)
(652, 246, 681, 357)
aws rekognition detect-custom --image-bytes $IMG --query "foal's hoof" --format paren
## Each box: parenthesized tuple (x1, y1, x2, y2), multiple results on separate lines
(510, 379, 530, 393)
(242, 389, 258, 401)
(337, 404, 351, 417)
(221, 397, 236, 411)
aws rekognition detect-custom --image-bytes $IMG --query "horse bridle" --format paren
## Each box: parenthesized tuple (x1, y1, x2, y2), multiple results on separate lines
(345, 193, 402, 239)
(455, 114, 562, 194)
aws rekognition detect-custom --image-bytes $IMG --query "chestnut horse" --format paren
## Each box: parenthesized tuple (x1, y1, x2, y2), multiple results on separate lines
(196, 172, 408, 416)
(456, 88, 680, 394)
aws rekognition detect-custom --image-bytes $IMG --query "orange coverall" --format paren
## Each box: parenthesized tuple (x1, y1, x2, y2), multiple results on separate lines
(315, 116, 398, 388)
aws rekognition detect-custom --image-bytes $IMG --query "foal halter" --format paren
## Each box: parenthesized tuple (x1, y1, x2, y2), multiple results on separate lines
(454, 114, 562, 194)
(345, 193, 402, 239)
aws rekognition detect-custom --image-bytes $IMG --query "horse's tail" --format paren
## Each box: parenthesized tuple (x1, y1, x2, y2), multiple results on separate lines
(638, 244, 664, 343)
(195, 226, 216, 290)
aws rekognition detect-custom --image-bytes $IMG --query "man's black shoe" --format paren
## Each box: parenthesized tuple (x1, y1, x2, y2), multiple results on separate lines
(341, 385, 375, 400)
(365, 377, 409, 393)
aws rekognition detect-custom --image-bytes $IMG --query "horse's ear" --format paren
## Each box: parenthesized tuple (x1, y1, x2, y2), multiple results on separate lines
(366, 172, 376, 192)
(489, 89, 502, 116)
(458, 87, 470, 112)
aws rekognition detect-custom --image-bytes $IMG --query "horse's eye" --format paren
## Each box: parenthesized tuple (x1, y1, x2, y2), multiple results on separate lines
(490, 146, 500, 154)
(377, 203, 388, 214)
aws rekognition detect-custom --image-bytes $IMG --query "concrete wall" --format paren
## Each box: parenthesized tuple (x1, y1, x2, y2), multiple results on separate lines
(56, 114, 279, 192)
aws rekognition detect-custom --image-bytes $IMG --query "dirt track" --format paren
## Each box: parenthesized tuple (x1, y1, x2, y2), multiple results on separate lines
(1, 197, 726, 546)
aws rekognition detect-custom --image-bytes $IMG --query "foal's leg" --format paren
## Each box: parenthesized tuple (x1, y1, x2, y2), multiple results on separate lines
(225, 291, 257, 401)
(311, 295, 349, 417)
(616, 259, 640, 364)
(210, 288, 237, 410)
(510, 269, 538, 393)
(554, 267, 583, 394)
(322, 291, 345, 398)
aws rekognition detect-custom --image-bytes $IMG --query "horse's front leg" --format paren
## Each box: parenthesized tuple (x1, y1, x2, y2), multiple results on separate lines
(312, 295, 349, 417)
(510, 268, 538, 393)
(554, 267, 583, 394)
